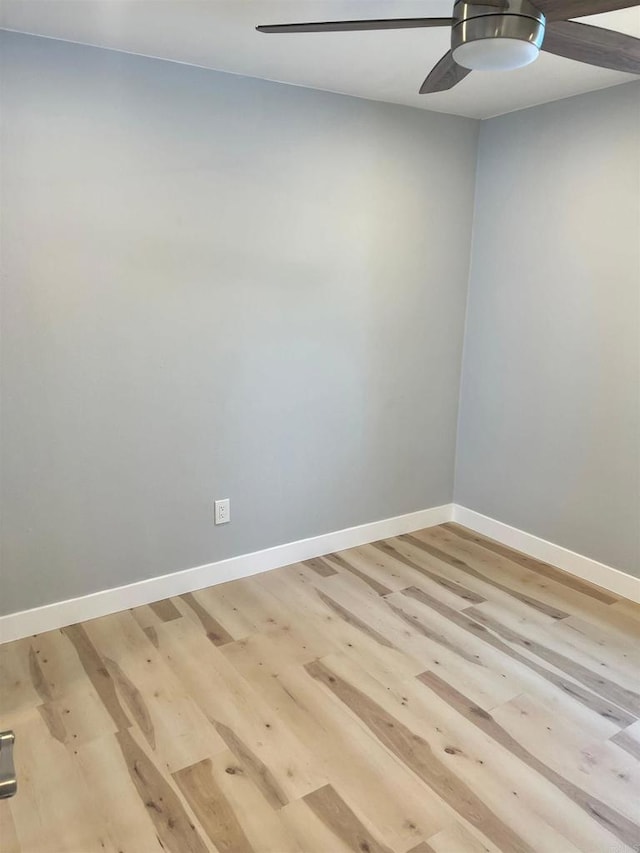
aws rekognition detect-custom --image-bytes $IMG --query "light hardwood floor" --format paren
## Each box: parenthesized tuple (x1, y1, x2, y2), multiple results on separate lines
(1, 523, 639, 853)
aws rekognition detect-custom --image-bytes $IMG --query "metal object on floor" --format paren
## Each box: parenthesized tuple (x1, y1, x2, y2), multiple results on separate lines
(0, 730, 17, 798)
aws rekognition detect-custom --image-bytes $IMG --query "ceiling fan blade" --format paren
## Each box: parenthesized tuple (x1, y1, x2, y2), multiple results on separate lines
(420, 51, 472, 93)
(534, 0, 640, 22)
(542, 20, 640, 73)
(257, 18, 453, 34)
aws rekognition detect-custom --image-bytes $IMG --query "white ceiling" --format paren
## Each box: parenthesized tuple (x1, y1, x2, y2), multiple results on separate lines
(1, 1, 639, 119)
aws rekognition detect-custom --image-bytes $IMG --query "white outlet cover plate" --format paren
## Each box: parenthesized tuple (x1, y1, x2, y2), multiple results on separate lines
(214, 499, 230, 525)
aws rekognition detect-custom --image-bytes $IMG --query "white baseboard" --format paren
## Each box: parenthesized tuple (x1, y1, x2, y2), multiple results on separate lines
(452, 505, 640, 604)
(2, 501, 637, 644)
(0, 503, 453, 644)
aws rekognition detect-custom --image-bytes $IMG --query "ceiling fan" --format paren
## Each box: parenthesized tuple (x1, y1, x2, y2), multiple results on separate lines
(257, 0, 640, 94)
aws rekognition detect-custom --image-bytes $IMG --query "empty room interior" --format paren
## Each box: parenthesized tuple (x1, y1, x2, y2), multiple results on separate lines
(1, 1, 639, 851)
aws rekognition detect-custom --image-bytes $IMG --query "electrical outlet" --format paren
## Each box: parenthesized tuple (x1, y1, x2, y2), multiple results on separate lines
(214, 498, 230, 525)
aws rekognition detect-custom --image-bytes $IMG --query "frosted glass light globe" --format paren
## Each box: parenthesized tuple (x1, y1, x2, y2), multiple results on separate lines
(453, 37, 540, 71)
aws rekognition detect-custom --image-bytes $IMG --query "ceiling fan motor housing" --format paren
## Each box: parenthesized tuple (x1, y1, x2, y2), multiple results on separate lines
(452, 0, 546, 70)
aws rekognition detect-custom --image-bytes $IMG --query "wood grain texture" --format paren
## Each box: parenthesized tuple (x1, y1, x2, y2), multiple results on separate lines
(465, 605, 640, 716)
(213, 720, 289, 809)
(105, 655, 156, 748)
(611, 725, 640, 761)
(402, 532, 569, 619)
(1, 523, 638, 852)
(420, 50, 471, 93)
(535, 0, 640, 22)
(149, 598, 183, 622)
(305, 660, 535, 853)
(384, 598, 484, 665)
(315, 588, 396, 648)
(402, 585, 636, 727)
(304, 784, 395, 853)
(303, 557, 338, 577)
(417, 671, 640, 849)
(543, 19, 640, 73)
(174, 757, 255, 853)
(28, 645, 53, 702)
(62, 623, 132, 731)
(326, 552, 394, 595)
(373, 539, 485, 604)
(442, 523, 617, 603)
(181, 592, 235, 646)
(116, 727, 210, 853)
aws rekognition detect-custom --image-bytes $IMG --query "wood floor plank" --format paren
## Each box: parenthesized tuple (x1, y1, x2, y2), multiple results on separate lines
(7, 708, 116, 852)
(373, 539, 486, 605)
(221, 641, 449, 850)
(407, 843, 438, 853)
(441, 523, 619, 603)
(148, 598, 183, 622)
(130, 602, 168, 630)
(253, 564, 426, 681)
(6, 629, 109, 714)
(82, 610, 226, 772)
(339, 543, 485, 610)
(213, 720, 289, 809)
(316, 570, 492, 669)
(2, 523, 637, 853)
(36, 680, 117, 747)
(105, 655, 156, 748)
(303, 557, 338, 577)
(185, 583, 269, 639)
(420, 526, 633, 630)
(324, 550, 395, 595)
(384, 597, 488, 666)
(73, 732, 174, 852)
(465, 605, 640, 717)
(303, 784, 395, 853)
(417, 671, 640, 849)
(312, 573, 521, 710)
(0, 638, 44, 716)
(611, 722, 640, 761)
(386, 589, 575, 713)
(280, 797, 363, 853)
(610, 599, 640, 623)
(174, 757, 256, 853)
(502, 607, 640, 693)
(403, 531, 569, 620)
(175, 750, 305, 853)
(305, 659, 535, 853)
(314, 652, 603, 853)
(550, 614, 640, 686)
(180, 591, 235, 646)
(457, 593, 640, 696)
(144, 625, 160, 647)
(489, 692, 640, 825)
(421, 823, 500, 853)
(389, 535, 561, 629)
(315, 588, 397, 649)
(274, 665, 449, 849)
(61, 623, 132, 731)
(153, 616, 327, 800)
(400, 586, 635, 727)
(0, 800, 21, 853)
(195, 576, 320, 640)
(116, 727, 210, 853)
(27, 644, 52, 702)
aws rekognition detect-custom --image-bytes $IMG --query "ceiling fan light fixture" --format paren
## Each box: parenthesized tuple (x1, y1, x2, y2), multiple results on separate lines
(453, 37, 540, 70)
(450, 3, 546, 72)
(257, 0, 640, 96)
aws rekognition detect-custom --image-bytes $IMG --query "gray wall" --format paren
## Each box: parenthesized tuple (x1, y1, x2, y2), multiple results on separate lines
(455, 82, 640, 576)
(0, 32, 478, 614)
